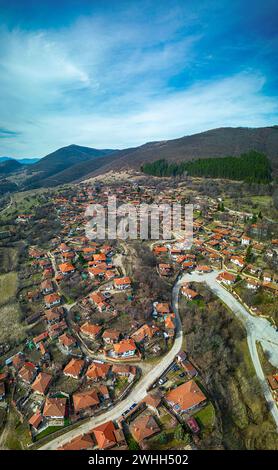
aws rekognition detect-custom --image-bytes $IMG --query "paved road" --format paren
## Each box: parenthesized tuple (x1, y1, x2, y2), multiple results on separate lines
(39, 277, 184, 449)
(180, 270, 278, 428)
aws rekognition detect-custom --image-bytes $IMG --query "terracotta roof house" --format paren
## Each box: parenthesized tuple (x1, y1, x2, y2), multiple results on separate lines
(165, 380, 206, 413)
(195, 265, 212, 273)
(59, 262, 75, 275)
(130, 414, 160, 444)
(45, 306, 64, 324)
(217, 271, 237, 285)
(60, 243, 71, 253)
(143, 392, 162, 411)
(131, 324, 158, 343)
(63, 358, 85, 379)
(41, 279, 54, 295)
(93, 253, 107, 263)
(86, 361, 111, 381)
(158, 264, 172, 276)
(181, 286, 198, 300)
(89, 292, 108, 312)
(43, 397, 67, 419)
(92, 421, 123, 449)
(114, 276, 132, 290)
(80, 322, 102, 340)
(28, 410, 43, 430)
(154, 302, 171, 315)
(111, 364, 136, 377)
(113, 339, 137, 358)
(230, 256, 245, 268)
(73, 389, 100, 413)
(102, 328, 121, 344)
(59, 434, 94, 450)
(31, 372, 52, 395)
(33, 331, 49, 348)
(58, 332, 76, 351)
(11, 352, 25, 370)
(44, 293, 61, 308)
(18, 362, 37, 384)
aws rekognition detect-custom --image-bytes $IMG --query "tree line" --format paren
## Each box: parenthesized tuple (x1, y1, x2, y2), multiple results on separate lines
(141, 151, 272, 183)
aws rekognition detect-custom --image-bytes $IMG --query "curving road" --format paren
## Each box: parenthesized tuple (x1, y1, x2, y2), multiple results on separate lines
(39, 276, 184, 450)
(180, 270, 278, 429)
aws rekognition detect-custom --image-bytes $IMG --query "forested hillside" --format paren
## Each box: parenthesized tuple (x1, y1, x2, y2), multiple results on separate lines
(141, 151, 272, 183)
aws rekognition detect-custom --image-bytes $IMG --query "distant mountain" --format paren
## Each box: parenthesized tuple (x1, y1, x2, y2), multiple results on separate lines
(0, 156, 40, 164)
(24, 144, 117, 189)
(17, 158, 40, 165)
(0, 159, 23, 176)
(86, 126, 278, 178)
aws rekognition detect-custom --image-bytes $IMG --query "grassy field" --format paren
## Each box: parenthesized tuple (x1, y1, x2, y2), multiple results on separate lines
(1, 188, 48, 221)
(223, 195, 277, 219)
(0, 407, 32, 450)
(0, 272, 17, 306)
(0, 302, 25, 343)
(0, 270, 26, 343)
(194, 402, 215, 429)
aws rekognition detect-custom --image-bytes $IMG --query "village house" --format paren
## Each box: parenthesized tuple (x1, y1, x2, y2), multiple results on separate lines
(111, 364, 136, 379)
(59, 262, 75, 276)
(73, 389, 100, 414)
(130, 413, 160, 445)
(60, 243, 71, 253)
(43, 397, 67, 422)
(90, 292, 109, 312)
(246, 278, 260, 290)
(41, 279, 54, 295)
(165, 380, 206, 414)
(113, 276, 132, 290)
(18, 362, 37, 384)
(80, 322, 102, 341)
(92, 421, 126, 450)
(63, 358, 85, 379)
(153, 302, 171, 316)
(33, 331, 49, 349)
(31, 372, 52, 395)
(230, 255, 245, 268)
(58, 332, 77, 352)
(131, 324, 159, 344)
(44, 306, 64, 324)
(181, 285, 199, 300)
(241, 234, 251, 246)
(112, 338, 137, 359)
(28, 410, 43, 431)
(195, 265, 213, 273)
(86, 361, 111, 381)
(217, 271, 237, 285)
(59, 433, 94, 450)
(102, 329, 121, 345)
(44, 293, 61, 308)
(158, 263, 172, 276)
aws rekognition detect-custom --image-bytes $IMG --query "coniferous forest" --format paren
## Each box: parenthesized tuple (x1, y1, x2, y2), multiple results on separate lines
(141, 151, 272, 183)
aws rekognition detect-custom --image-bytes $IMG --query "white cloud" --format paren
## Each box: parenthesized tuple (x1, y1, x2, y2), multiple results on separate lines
(0, 18, 277, 157)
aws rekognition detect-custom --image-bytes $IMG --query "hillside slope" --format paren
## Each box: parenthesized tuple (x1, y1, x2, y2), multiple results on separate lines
(0, 159, 23, 176)
(24, 144, 117, 189)
(86, 126, 278, 178)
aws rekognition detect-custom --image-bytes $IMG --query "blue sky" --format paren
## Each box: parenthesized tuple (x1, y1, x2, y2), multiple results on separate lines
(0, 0, 278, 157)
